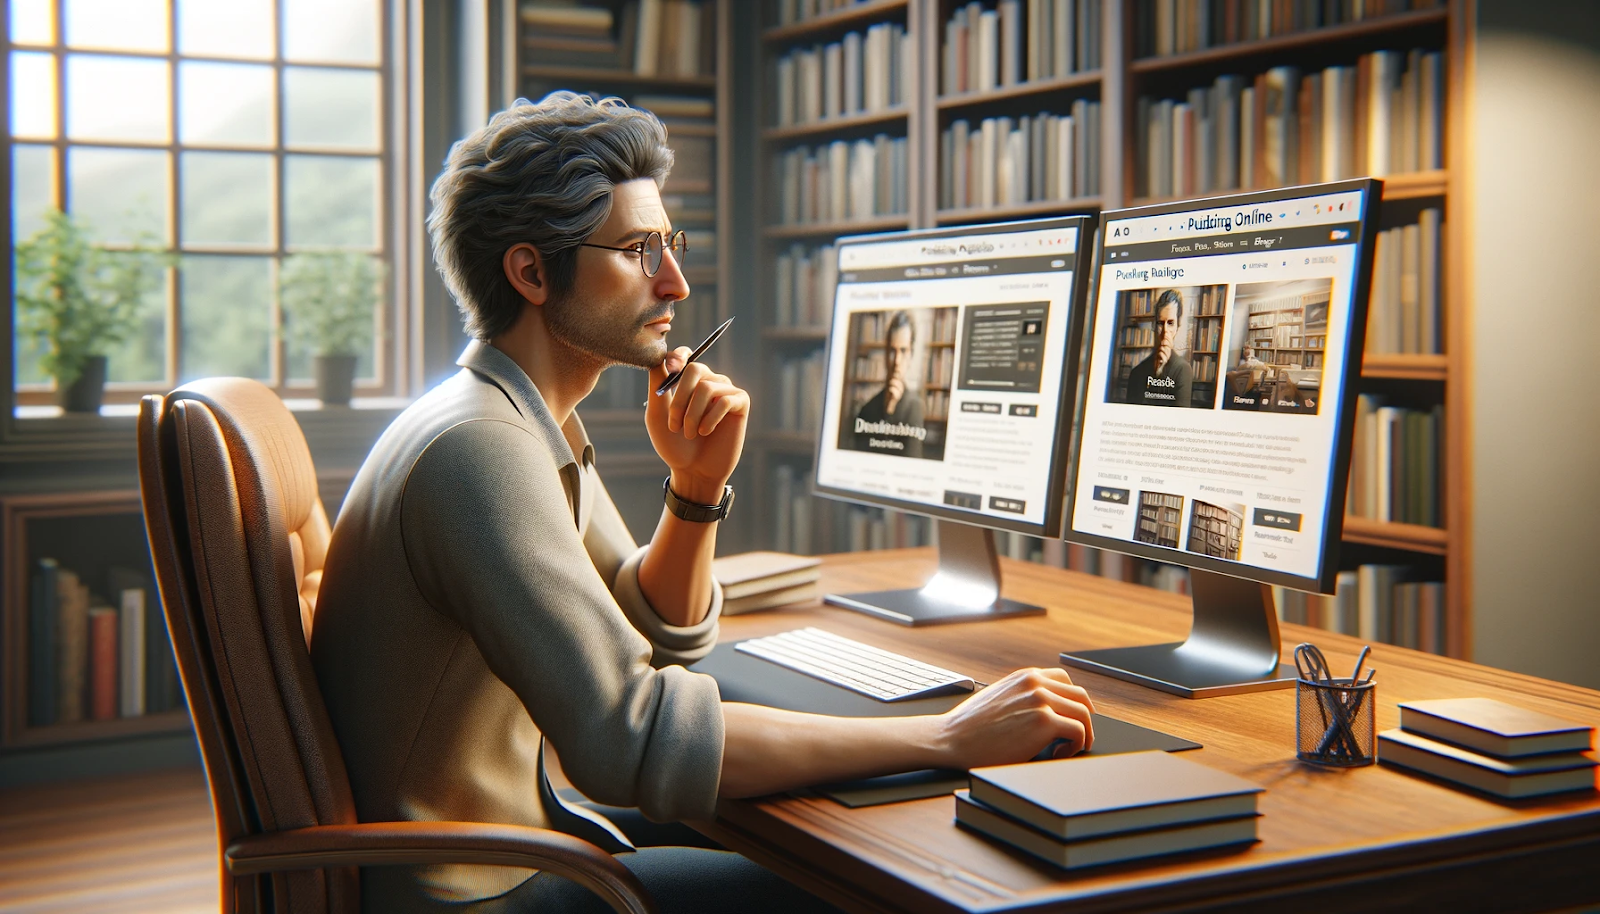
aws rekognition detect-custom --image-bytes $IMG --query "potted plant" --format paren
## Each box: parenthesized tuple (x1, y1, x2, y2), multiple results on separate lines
(14, 209, 170, 413)
(278, 251, 382, 407)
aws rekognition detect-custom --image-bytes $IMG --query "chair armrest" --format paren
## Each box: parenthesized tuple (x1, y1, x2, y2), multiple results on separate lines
(225, 821, 655, 914)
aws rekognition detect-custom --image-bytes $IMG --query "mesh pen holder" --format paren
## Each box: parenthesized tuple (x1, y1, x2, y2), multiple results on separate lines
(1296, 677, 1375, 767)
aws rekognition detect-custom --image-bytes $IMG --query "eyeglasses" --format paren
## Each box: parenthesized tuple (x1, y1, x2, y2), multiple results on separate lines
(579, 230, 688, 278)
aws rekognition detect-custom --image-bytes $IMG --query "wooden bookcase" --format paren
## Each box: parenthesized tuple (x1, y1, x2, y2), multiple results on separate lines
(1, 491, 188, 750)
(738, 0, 1475, 656)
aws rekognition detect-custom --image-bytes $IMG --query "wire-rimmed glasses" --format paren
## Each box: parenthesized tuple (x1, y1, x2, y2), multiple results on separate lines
(579, 230, 688, 277)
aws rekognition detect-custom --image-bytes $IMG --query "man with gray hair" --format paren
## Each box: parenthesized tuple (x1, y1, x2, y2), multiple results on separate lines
(312, 93, 1096, 913)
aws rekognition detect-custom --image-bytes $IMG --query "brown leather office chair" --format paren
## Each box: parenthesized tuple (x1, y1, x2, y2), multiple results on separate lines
(137, 379, 654, 914)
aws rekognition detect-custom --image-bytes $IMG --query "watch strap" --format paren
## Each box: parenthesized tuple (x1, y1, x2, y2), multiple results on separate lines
(663, 476, 733, 523)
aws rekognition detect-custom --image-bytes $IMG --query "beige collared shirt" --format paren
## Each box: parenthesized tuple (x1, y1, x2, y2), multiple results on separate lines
(311, 341, 723, 909)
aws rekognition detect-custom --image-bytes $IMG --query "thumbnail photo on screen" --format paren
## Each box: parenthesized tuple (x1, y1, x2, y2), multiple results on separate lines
(1187, 498, 1245, 560)
(836, 307, 958, 461)
(1105, 285, 1229, 409)
(1134, 490, 1185, 549)
(1221, 278, 1332, 416)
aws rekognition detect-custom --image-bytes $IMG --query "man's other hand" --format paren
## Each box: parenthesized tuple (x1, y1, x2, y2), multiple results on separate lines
(646, 347, 749, 504)
(935, 667, 1096, 769)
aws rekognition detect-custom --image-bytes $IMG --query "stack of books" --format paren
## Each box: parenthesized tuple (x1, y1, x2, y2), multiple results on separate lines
(955, 750, 1263, 869)
(1379, 698, 1598, 799)
(711, 551, 822, 615)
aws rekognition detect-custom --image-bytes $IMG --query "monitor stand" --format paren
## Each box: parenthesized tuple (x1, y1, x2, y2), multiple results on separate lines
(1058, 570, 1296, 698)
(824, 520, 1046, 626)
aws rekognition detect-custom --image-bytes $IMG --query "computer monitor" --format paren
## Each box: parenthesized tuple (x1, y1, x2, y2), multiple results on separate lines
(1060, 180, 1380, 696)
(813, 216, 1092, 625)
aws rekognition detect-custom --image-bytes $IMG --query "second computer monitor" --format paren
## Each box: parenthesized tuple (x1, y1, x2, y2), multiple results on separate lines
(813, 216, 1091, 624)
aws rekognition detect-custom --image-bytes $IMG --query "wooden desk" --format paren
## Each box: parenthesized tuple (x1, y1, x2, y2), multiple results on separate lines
(699, 550, 1600, 914)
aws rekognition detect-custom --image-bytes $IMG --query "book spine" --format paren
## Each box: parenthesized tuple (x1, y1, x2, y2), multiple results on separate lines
(120, 587, 147, 717)
(29, 558, 59, 727)
(90, 607, 119, 721)
(57, 570, 87, 724)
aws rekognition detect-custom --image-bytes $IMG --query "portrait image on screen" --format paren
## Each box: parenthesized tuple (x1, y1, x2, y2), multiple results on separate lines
(836, 306, 957, 461)
(1221, 278, 1332, 415)
(1104, 284, 1228, 410)
(814, 217, 1088, 537)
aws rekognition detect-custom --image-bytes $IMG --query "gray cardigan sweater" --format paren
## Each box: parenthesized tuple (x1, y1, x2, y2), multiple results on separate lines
(311, 341, 724, 909)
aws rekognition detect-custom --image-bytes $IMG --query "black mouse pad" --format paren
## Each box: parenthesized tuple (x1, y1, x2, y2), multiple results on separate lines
(690, 641, 1202, 808)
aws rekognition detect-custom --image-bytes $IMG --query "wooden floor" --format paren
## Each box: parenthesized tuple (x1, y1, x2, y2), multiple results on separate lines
(0, 766, 218, 913)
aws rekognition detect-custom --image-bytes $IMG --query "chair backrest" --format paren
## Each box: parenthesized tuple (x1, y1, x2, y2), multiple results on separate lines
(138, 380, 357, 914)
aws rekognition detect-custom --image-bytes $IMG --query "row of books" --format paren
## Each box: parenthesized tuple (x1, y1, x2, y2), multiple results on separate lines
(773, 243, 839, 329)
(773, 465, 936, 555)
(1135, 49, 1445, 200)
(1380, 699, 1596, 800)
(938, 103, 1103, 210)
(1366, 208, 1442, 355)
(956, 751, 1262, 870)
(773, 350, 827, 434)
(773, 23, 913, 127)
(28, 559, 183, 727)
(773, 0, 874, 27)
(519, 0, 715, 78)
(1346, 394, 1442, 527)
(775, 134, 910, 224)
(1134, 0, 1444, 58)
(940, 0, 1103, 96)
(1272, 566, 1445, 652)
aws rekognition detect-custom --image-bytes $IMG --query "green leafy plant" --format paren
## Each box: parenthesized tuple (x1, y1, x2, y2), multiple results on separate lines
(278, 251, 382, 357)
(14, 209, 171, 387)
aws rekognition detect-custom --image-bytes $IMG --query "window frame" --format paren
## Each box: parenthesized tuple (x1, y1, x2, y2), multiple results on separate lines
(7, 0, 405, 409)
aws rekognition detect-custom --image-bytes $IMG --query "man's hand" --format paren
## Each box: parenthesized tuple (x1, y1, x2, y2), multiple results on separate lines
(646, 347, 749, 504)
(884, 374, 905, 414)
(935, 668, 1096, 769)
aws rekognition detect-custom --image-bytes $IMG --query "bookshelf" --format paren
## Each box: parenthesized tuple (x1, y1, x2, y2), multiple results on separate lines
(2, 492, 187, 750)
(736, 0, 1472, 656)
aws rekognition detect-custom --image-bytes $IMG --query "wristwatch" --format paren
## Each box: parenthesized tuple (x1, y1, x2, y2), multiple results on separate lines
(663, 476, 734, 523)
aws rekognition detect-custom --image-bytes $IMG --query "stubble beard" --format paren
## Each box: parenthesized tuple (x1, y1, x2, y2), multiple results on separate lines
(543, 287, 672, 372)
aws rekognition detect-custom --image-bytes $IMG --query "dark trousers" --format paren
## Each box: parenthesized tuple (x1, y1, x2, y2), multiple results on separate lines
(465, 802, 843, 914)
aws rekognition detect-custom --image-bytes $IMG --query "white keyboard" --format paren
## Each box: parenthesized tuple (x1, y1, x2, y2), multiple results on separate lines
(735, 627, 977, 702)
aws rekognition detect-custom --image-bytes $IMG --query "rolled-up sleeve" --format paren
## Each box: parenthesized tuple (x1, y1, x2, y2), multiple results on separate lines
(400, 419, 723, 820)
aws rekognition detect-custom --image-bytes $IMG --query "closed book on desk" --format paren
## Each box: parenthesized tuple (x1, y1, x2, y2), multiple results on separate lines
(1378, 729, 1598, 799)
(713, 552, 822, 601)
(968, 750, 1263, 841)
(1398, 698, 1594, 758)
(955, 790, 1259, 870)
(724, 581, 818, 616)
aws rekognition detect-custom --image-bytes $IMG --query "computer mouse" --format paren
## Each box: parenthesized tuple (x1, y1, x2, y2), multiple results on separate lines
(1032, 737, 1076, 761)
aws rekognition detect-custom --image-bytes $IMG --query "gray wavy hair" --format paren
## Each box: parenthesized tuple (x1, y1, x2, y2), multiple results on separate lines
(427, 92, 675, 340)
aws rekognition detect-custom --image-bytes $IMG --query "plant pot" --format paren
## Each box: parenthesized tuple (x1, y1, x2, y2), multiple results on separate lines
(58, 355, 108, 414)
(314, 354, 358, 407)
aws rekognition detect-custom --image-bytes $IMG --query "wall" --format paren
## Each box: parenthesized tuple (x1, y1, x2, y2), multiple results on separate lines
(1470, 1, 1600, 689)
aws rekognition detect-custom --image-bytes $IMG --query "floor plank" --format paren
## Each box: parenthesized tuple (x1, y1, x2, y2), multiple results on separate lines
(0, 766, 219, 914)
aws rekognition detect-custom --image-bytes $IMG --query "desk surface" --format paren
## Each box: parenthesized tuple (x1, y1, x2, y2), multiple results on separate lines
(700, 550, 1600, 914)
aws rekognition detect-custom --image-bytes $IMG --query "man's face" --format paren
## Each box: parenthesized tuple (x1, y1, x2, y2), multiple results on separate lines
(885, 325, 913, 384)
(1154, 302, 1179, 364)
(543, 179, 688, 369)
(1242, 346, 1254, 361)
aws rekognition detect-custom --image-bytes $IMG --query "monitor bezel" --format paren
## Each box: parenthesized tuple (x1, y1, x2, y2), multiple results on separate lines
(812, 215, 1095, 539)
(1062, 179, 1381, 595)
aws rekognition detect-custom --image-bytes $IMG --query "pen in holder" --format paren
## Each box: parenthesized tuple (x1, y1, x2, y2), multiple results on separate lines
(1293, 642, 1376, 767)
(1296, 676, 1375, 767)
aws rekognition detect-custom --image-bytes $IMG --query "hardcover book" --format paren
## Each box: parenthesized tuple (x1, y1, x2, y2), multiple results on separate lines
(955, 790, 1258, 870)
(1398, 698, 1594, 758)
(968, 750, 1263, 841)
(1378, 729, 1598, 799)
(712, 551, 822, 600)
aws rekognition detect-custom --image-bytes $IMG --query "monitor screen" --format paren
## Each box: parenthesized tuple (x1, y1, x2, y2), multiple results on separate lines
(1065, 181, 1378, 592)
(814, 217, 1091, 537)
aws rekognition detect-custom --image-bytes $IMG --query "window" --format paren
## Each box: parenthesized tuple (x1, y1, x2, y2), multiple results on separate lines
(8, 0, 392, 405)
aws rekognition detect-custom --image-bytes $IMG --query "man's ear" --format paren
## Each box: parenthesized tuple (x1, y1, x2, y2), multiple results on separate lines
(503, 243, 550, 307)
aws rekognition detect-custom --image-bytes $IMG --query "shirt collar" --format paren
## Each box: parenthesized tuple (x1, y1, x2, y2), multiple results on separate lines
(457, 340, 595, 469)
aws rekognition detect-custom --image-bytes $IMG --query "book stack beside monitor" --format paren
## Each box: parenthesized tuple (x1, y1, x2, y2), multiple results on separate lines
(711, 552, 822, 615)
(955, 751, 1263, 870)
(1378, 698, 1598, 799)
